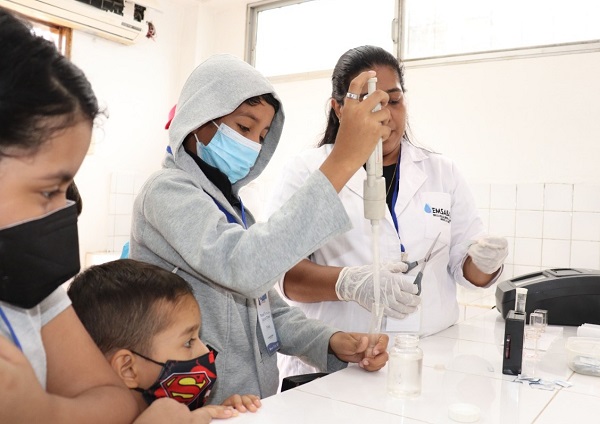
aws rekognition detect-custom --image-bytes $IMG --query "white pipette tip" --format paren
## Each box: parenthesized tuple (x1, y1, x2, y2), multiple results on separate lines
(367, 302, 384, 358)
(364, 76, 385, 359)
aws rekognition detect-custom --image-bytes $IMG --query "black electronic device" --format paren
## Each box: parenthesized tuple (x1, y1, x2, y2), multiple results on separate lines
(280, 373, 328, 392)
(502, 310, 525, 375)
(495, 268, 600, 326)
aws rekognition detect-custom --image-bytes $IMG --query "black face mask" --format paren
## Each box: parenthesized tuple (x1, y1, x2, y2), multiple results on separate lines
(0, 202, 80, 309)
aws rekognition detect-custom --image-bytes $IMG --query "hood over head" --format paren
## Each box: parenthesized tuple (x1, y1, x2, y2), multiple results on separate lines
(167, 54, 284, 191)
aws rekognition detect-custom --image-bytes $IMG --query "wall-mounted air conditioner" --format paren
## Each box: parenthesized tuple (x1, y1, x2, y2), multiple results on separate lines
(0, 0, 159, 45)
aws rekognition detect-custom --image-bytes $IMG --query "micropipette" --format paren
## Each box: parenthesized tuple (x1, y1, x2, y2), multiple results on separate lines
(364, 77, 386, 357)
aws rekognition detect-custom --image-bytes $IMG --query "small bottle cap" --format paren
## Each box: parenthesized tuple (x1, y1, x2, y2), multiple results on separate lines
(394, 333, 419, 348)
(448, 403, 481, 423)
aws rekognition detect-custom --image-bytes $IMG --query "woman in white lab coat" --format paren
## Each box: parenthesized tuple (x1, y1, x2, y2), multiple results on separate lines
(268, 45, 508, 379)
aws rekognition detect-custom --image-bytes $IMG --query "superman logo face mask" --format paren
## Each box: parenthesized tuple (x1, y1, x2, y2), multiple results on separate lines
(133, 348, 217, 410)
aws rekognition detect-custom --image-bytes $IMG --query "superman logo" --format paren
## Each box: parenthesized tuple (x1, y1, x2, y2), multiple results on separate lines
(156, 370, 213, 404)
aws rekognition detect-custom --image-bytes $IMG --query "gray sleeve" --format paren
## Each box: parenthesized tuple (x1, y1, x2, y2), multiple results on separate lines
(137, 170, 351, 299)
(269, 288, 347, 373)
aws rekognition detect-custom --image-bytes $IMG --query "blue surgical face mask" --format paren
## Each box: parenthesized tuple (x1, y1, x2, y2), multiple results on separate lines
(195, 122, 262, 184)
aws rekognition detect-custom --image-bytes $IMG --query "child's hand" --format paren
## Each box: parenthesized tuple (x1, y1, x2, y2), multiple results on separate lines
(221, 393, 262, 412)
(197, 404, 239, 420)
(134, 398, 237, 423)
(329, 332, 389, 371)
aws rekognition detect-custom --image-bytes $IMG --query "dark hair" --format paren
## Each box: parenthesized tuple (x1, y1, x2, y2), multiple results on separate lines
(245, 93, 280, 114)
(0, 8, 99, 158)
(66, 181, 83, 216)
(319, 45, 406, 147)
(68, 259, 196, 356)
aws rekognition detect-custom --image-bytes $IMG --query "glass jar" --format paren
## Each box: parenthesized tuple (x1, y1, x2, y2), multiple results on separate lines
(387, 333, 423, 398)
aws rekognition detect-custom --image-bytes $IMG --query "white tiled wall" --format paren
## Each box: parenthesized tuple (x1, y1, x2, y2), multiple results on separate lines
(97, 176, 600, 279)
(471, 182, 600, 280)
(105, 171, 148, 254)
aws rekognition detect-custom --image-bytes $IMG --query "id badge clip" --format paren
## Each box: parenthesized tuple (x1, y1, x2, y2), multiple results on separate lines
(256, 293, 281, 355)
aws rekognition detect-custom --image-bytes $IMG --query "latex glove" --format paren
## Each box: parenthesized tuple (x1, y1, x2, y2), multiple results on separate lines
(335, 262, 421, 320)
(467, 236, 509, 274)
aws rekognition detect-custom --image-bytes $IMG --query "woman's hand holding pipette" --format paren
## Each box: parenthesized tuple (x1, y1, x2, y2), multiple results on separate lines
(320, 70, 391, 192)
(335, 262, 421, 319)
(328, 332, 389, 371)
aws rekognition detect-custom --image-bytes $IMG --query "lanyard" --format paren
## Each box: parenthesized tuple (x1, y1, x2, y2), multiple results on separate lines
(0, 306, 22, 350)
(208, 193, 247, 229)
(168, 146, 247, 227)
(208, 192, 279, 354)
(389, 153, 405, 253)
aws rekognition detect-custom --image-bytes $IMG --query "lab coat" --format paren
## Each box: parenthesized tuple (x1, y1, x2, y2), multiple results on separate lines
(268, 142, 489, 378)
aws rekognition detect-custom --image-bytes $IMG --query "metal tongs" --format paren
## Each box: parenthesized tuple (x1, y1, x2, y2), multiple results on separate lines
(412, 232, 441, 295)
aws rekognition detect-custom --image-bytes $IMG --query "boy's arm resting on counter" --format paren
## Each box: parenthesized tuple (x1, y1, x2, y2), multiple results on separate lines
(270, 290, 389, 373)
(269, 288, 345, 373)
(134, 399, 238, 423)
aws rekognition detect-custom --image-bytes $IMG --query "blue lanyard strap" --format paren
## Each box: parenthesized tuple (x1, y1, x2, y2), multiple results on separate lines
(389, 153, 403, 253)
(0, 306, 23, 351)
(208, 193, 247, 229)
(170, 146, 247, 228)
(240, 200, 247, 228)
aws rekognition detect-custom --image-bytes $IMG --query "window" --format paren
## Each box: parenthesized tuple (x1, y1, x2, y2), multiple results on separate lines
(401, 0, 600, 61)
(247, 0, 396, 77)
(248, 0, 600, 71)
(29, 17, 72, 57)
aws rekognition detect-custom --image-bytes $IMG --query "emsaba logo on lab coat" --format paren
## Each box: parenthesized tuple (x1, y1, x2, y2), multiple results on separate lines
(424, 203, 451, 224)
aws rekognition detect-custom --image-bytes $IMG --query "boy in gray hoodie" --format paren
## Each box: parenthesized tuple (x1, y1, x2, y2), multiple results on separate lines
(131, 54, 392, 403)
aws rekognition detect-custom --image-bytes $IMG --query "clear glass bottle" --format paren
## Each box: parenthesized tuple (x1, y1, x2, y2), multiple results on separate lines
(387, 334, 423, 398)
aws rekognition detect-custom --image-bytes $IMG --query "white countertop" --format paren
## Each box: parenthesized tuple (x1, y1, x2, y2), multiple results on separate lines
(234, 287, 600, 423)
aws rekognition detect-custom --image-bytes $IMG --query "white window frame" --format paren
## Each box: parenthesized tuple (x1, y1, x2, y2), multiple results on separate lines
(246, 0, 399, 78)
(245, 0, 308, 69)
(247, 0, 600, 74)
(396, 0, 600, 68)
(12, 11, 72, 57)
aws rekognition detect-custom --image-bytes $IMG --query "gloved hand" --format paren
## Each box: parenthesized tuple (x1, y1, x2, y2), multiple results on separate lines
(335, 262, 421, 320)
(467, 236, 509, 274)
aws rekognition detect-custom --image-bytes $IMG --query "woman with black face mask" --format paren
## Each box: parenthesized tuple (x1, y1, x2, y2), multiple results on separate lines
(0, 8, 222, 424)
(0, 8, 139, 424)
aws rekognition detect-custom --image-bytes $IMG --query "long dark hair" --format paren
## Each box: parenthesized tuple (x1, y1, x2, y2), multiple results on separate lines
(319, 45, 406, 147)
(0, 8, 99, 158)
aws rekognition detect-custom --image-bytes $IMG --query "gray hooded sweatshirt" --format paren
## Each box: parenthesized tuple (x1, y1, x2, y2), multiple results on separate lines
(131, 54, 352, 403)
